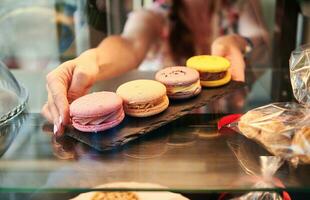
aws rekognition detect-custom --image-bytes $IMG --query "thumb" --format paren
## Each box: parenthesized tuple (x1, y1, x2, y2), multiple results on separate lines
(212, 42, 245, 82)
(211, 42, 228, 57)
(67, 66, 96, 103)
(226, 48, 245, 82)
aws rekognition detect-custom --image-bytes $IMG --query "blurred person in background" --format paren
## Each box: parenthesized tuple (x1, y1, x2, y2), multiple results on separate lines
(42, 0, 269, 135)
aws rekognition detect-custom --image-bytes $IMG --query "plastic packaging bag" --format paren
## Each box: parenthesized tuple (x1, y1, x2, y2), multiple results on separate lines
(216, 44, 310, 199)
(290, 44, 310, 106)
(232, 156, 288, 200)
(236, 102, 310, 166)
(217, 150, 289, 200)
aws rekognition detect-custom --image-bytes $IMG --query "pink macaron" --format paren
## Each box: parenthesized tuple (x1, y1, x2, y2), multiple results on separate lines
(155, 66, 201, 99)
(70, 92, 125, 132)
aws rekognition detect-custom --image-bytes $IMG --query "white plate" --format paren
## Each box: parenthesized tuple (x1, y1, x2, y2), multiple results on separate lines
(71, 182, 189, 200)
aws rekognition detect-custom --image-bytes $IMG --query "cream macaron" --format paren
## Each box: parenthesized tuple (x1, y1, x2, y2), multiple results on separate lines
(116, 80, 169, 117)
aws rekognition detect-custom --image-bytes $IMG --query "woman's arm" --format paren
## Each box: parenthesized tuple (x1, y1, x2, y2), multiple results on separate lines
(42, 9, 165, 135)
(95, 10, 165, 80)
(211, 0, 270, 82)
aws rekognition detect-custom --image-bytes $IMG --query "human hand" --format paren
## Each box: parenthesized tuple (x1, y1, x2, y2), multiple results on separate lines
(211, 34, 248, 82)
(41, 49, 99, 136)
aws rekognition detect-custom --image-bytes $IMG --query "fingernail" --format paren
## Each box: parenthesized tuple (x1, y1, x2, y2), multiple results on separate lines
(53, 124, 58, 135)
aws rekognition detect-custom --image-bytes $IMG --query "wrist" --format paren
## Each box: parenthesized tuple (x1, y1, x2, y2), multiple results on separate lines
(77, 48, 100, 79)
(224, 34, 250, 55)
(79, 48, 98, 60)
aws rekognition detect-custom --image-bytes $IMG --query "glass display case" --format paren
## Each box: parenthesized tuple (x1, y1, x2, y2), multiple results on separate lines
(0, 0, 310, 199)
(0, 68, 306, 200)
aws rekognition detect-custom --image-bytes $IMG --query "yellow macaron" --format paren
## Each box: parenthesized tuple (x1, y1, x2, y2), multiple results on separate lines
(186, 55, 231, 87)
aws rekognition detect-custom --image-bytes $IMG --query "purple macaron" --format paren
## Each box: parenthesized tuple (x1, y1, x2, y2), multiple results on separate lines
(155, 66, 202, 99)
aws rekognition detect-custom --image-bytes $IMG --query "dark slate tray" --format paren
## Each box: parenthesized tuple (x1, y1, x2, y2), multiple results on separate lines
(65, 80, 246, 151)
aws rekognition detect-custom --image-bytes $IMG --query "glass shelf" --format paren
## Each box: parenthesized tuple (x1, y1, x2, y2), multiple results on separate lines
(0, 113, 310, 194)
(0, 69, 307, 199)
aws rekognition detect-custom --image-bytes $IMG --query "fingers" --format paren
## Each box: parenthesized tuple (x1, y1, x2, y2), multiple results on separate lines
(44, 61, 75, 137)
(46, 62, 73, 125)
(47, 87, 60, 123)
(41, 101, 64, 136)
(226, 48, 245, 82)
(211, 42, 245, 82)
(43, 57, 98, 137)
(48, 86, 65, 136)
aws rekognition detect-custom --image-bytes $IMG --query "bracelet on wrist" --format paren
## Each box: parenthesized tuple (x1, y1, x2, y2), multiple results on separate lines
(242, 36, 254, 56)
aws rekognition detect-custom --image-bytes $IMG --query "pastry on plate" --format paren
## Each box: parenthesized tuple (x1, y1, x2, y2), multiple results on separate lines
(71, 191, 138, 200)
(71, 182, 189, 200)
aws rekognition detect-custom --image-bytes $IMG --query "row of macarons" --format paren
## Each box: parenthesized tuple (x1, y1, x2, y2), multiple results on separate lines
(70, 55, 231, 132)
